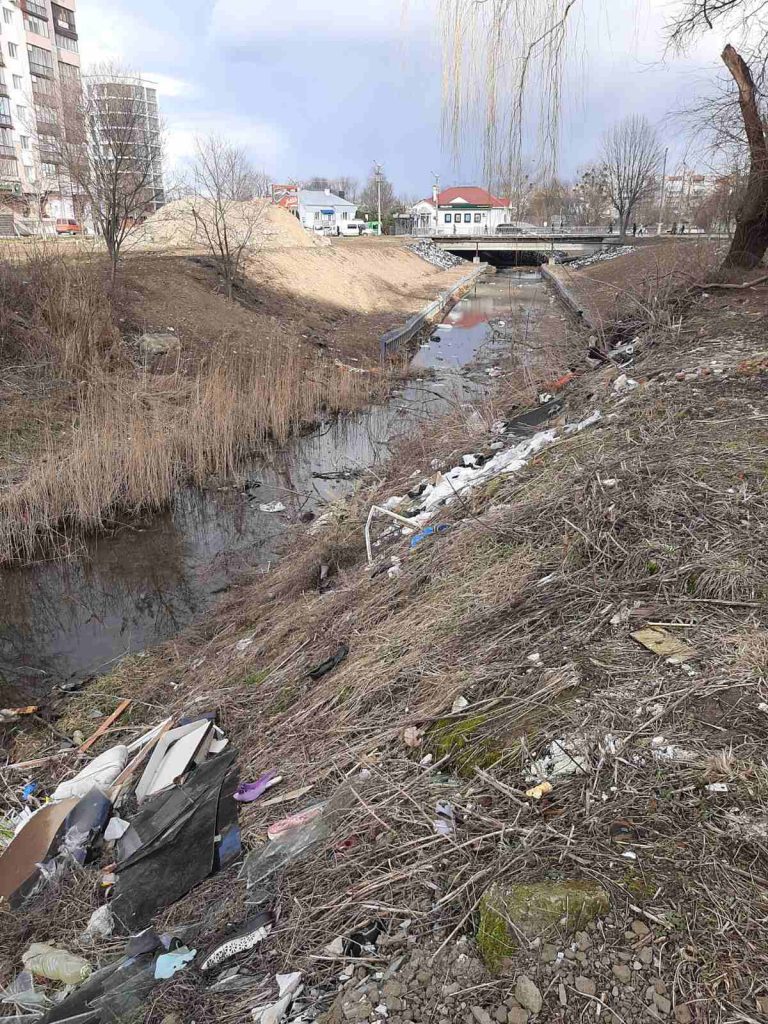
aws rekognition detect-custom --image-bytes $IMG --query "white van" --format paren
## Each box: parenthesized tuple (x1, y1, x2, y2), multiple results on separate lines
(338, 219, 368, 237)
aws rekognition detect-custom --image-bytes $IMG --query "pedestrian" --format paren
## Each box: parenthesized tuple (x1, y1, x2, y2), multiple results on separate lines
(671, 222, 677, 235)
(632, 222, 637, 237)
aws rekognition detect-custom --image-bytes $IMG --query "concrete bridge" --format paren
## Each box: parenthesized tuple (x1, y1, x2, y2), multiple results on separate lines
(431, 231, 622, 266)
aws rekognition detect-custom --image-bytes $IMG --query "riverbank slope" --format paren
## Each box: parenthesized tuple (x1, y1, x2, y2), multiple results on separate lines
(2, 252, 768, 1024)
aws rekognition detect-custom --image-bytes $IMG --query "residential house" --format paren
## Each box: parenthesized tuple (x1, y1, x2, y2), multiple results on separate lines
(297, 188, 357, 234)
(408, 185, 511, 236)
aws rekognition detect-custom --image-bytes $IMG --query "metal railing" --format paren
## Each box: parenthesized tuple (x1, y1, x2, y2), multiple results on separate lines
(28, 60, 54, 78)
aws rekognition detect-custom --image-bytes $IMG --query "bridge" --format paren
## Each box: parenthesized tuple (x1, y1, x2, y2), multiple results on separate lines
(430, 231, 621, 266)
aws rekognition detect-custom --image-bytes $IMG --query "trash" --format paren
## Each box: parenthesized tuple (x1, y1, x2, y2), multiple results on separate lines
(51, 745, 128, 802)
(410, 524, 450, 548)
(260, 785, 313, 808)
(154, 946, 196, 979)
(527, 735, 590, 781)
(631, 627, 697, 664)
(621, 850, 638, 860)
(277, 972, 303, 998)
(486, 366, 502, 377)
(135, 719, 218, 802)
(1, 970, 52, 1014)
(0, 797, 79, 904)
(236, 638, 254, 652)
(81, 905, 115, 943)
(21, 783, 38, 801)
(242, 784, 355, 888)
(433, 799, 455, 836)
(22, 943, 92, 985)
(268, 804, 325, 840)
(402, 726, 423, 748)
(323, 936, 345, 958)
(112, 748, 238, 931)
(199, 913, 274, 972)
(452, 695, 469, 713)
(612, 373, 639, 396)
(253, 972, 303, 1024)
(525, 781, 553, 800)
(234, 770, 282, 803)
(706, 782, 729, 793)
(345, 921, 384, 956)
(78, 699, 132, 754)
(307, 643, 349, 681)
(259, 502, 286, 513)
(0, 705, 39, 724)
(104, 816, 131, 841)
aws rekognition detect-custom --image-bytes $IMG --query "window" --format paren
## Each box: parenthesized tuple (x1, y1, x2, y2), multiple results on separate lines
(314, 211, 320, 221)
(464, 213, 471, 223)
(444, 213, 452, 223)
(0, 94, 10, 117)
(42, 161, 57, 177)
(0, 157, 18, 176)
(24, 15, 49, 37)
(3, 9, 12, 24)
(8, 41, 18, 57)
(55, 32, 78, 52)
(19, 134, 28, 149)
(58, 60, 79, 82)
(28, 44, 53, 76)
(37, 104, 58, 124)
(341, 211, 348, 220)
(12, 74, 22, 89)
(16, 104, 26, 119)
(0, 125, 13, 154)
(474, 213, 481, 223)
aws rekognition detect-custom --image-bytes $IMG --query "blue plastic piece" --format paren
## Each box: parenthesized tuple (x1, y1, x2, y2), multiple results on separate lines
(410, 524, 450, 549)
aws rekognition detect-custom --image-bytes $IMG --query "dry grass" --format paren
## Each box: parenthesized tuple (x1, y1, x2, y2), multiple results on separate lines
(0, 336, 386, 564)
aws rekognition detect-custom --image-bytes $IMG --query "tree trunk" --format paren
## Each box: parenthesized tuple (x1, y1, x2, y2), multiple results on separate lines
(721, 44, 768, 270)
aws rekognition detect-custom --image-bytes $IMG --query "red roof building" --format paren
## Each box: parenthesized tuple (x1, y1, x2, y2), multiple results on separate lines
(409, 184, 512, 236)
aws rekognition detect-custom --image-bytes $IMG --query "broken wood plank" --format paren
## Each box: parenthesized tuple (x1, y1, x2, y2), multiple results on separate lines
(78, 699, 132, 754)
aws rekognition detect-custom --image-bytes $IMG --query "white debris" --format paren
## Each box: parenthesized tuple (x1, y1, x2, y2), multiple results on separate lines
(613, 373, 638, 396)
(324, 937, 345, 958)
(383, 495, 405, 510)
(104, 817, 130, 842)
(486, 366, 502, 377)
(80, 905, 114, 943)
(259, 502, 286, 513)
(433, 799, 455, 836)
(452, 695, 470, 713)
(705, 782, 729, 793)
(235, 638, 254, 652)
(651, 737, 699, 763)
(527, 735, 590, 781)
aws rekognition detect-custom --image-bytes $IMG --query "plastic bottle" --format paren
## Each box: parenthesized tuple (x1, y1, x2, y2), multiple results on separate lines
(22, 943, 92, 985)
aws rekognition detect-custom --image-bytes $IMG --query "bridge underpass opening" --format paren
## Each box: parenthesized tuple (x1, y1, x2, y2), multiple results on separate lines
(444, 248, 554, 269)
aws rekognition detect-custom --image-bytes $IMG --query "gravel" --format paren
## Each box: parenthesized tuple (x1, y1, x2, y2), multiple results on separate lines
(408, 240, 466, 269)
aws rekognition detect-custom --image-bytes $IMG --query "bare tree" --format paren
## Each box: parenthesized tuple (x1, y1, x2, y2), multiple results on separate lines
(187, 134, 264, 300)
(54, 62, 165, 281)
(359, 164, 396, 220)
(600, 116, 662, 241)
(571, 165, 612, 226)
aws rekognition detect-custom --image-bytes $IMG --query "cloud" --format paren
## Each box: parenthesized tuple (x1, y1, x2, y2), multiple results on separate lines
(141, 73, 198, 99)
(76, 0, 188, 69)
(165, 115, 287, 175)
(208, 0, 431, 46)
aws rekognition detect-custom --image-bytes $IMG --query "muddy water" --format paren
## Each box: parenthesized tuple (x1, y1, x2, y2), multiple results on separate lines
(0, 270, 549, 700)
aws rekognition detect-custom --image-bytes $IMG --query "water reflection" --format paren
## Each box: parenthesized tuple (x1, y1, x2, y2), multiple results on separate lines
(0, 271, 547, 701)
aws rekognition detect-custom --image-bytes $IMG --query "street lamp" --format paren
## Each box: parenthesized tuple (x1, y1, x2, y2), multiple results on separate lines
(374, 162, 383, 237)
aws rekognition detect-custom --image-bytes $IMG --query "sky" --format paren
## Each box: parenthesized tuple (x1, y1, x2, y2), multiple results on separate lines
(76, 0, 728, 198)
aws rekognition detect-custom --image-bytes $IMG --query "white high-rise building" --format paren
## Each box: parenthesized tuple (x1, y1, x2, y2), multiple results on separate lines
(0, 0, 81, 221)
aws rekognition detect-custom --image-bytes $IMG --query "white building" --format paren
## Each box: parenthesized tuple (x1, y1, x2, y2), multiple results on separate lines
(297, 188, 357, 234)
(0, 0, 81, 225)
(409, 185, 512, 236)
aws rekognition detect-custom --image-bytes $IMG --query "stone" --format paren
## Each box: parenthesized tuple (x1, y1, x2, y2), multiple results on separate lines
(631, 920, 650, 936)
(493, 1008, 508, 1023)
(575, 931, 593, 951)
(653, 994, 672, 1017)
(674, 1006, 693, 1024)
(471, 1009, 493, 1024)
(139, 333, 180, 356)
(756, 997, 768, 1017)
(507, 1010, 530, 1024)
(612, 965, 632, 984)
(515, 977, 542, 1015)
(639, 946, 653, 966)
(540, 944, 558, 964)
(477, 881, 610, 971)
(383, 982, 403, 999)
(575, 977, 596, 997)
(558, 984, 567, 1007)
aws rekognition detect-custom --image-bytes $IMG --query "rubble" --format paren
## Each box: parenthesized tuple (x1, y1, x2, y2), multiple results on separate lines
(407, 240, 465, 269)
(569, 245, 635, 269)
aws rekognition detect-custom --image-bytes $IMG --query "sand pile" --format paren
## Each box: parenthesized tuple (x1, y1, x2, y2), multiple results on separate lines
(134, 198, 319, 250)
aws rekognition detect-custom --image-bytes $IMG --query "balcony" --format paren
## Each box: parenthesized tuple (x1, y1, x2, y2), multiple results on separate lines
(0, 143, 15, 158)
(28, 60, 54, 78)
(0, 113, 13, 129)
(22, 0, 49, 19)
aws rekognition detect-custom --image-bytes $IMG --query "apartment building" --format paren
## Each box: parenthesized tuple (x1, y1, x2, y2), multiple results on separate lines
(89, 74, 165, 214)
(0, 0, 81, 221)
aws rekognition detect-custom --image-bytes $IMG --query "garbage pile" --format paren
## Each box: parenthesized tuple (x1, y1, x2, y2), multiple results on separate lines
(407, 240, 465, 270)
(0, 709, 255, 1020)
(569, 245, 634, 269)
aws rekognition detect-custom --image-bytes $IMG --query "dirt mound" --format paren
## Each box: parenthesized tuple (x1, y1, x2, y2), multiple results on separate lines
(134, 198, 320, 251)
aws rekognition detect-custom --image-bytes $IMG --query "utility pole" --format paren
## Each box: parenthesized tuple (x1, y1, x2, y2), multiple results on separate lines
(657, 147, 668, 236)
(374, 162, 383, 237)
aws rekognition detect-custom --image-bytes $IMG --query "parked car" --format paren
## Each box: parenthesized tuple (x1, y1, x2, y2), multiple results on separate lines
(495, 223, 536, 235)
(338, 219, 368, 236)
(55, 218, 81, 236)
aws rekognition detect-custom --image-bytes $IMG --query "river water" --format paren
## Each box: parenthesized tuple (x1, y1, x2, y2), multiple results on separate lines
(0, 270, 550, 701)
